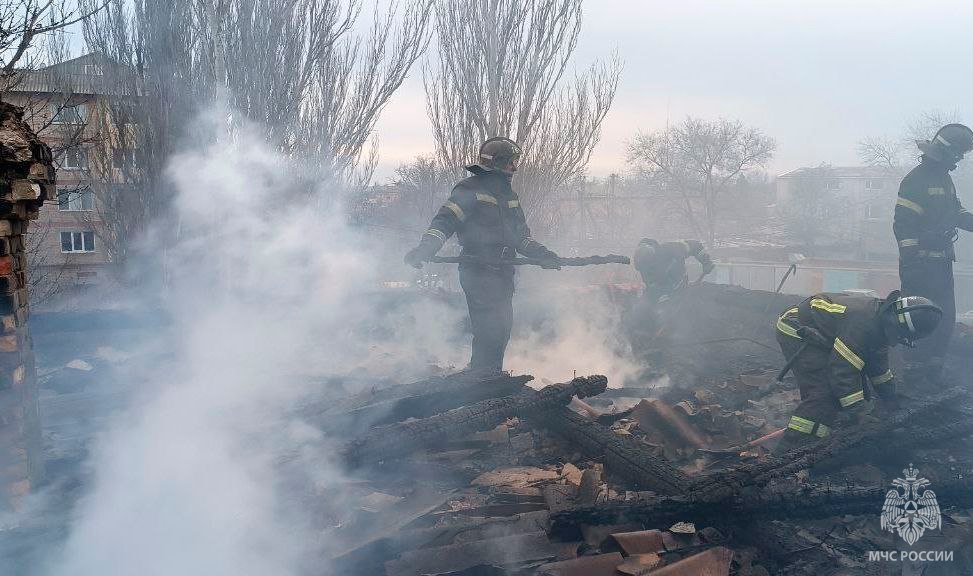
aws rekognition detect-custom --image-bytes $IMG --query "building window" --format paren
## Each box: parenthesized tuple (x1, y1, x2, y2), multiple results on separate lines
(865, 179, 884, 190)
(84, 64, 104, 76)
(58, 147, 89, 170)
(57, 188, 94, 211)
(826, 180, 841, 190)
(51, 103, 87, 124)
(112, 149, 138, 170)
(60, 231, 96, 253)
(865, 200, 888, 220)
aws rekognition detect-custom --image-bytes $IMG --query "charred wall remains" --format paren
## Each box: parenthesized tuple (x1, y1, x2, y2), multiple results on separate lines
(0, 101, 51, 511)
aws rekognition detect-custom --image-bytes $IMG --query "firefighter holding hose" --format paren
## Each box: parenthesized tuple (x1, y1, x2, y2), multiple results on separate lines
(404, 137, 561, 375)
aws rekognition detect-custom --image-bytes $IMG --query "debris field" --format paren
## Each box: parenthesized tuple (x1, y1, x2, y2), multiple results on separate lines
(309, 283, 973, 576)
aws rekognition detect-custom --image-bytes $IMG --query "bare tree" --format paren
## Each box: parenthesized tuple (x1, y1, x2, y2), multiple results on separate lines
(299, 2, 433, 190)
(858, 110, 964, 170)
(905, 109, 963, 146)
(0, 0, 109, 89)
(857, 136, 904, 169)
(392, 154, 453, 229)
(424, 0, 620, 233)
(627, 116, 776, 246)
(24, 208, 79, 306)
(82, 0, 432, 271)
(0, 2, 110, 302)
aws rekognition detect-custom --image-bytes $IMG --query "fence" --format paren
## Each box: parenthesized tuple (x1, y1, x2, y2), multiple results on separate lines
(711, 260, 973, 313)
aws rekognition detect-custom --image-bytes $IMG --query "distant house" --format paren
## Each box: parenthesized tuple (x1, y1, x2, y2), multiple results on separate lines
(2, 53, 137, 303)
(776, 165, 905, 261)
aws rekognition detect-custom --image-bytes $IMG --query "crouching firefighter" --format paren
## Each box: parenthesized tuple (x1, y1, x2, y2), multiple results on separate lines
(633, 238, 715, 303)
(404, 137, 561, 374)
(774, 292, 941, 452)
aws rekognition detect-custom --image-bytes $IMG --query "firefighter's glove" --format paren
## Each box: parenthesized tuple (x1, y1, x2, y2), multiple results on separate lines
(404, 246, 431, 269)
(796, 326, 829, 349)
(538, 249, 561, 270)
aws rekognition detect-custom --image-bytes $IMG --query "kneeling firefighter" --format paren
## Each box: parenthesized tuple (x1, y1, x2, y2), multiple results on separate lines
(633, 238, 715, 303)
(774, 291, 941, 452)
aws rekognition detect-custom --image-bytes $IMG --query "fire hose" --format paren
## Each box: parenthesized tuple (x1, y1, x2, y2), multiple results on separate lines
(428, 254, 631, 267)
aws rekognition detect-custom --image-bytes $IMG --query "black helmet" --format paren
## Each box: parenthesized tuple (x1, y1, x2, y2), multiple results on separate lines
(918, 123, 973, 165)
(634, 238, 659, 270)
(477, 137, 522, 172)
(880, 291, 943, 347)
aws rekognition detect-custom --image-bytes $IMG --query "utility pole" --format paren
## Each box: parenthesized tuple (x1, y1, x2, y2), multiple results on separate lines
(608, 173, 618, 244)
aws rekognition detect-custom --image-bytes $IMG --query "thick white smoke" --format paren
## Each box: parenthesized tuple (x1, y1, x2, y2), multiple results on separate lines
(37, 108, 641, 576)
(41, 111, 464, 576)
(505, 280, 645, 388)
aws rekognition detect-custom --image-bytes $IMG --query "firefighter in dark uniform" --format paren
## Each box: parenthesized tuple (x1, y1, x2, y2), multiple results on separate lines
(775, 292, 941, 452)
(633, 238, 715, 303)
(404, 137, 560, 374)
(894, 123, 973, 380)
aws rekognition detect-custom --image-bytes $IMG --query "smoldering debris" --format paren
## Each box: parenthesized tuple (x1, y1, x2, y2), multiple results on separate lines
(25, 226, 973, 576)
(313, 282, 973, 576)
(13, 113, 973, 576)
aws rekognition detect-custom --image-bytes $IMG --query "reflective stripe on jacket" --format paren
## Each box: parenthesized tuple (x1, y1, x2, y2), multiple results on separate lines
(776, 293, 892, 407)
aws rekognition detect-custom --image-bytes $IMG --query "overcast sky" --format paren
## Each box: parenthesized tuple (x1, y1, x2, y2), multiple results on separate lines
(371, 0, 973, 181)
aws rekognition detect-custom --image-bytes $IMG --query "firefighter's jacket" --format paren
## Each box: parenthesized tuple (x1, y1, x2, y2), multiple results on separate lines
(776, 293, 894, 409)
(894, 160, 973, 263)
(634, 240, 707, 292)
(416, 167, 553, 260)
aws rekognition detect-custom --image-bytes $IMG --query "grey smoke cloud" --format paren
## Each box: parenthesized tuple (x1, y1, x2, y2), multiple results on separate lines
(506, 279, 644, 388)
(41, 109, 466, 576)
(35, 104, 644, 575)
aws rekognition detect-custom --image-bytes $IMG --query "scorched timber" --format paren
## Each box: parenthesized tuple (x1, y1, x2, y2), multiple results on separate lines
(344, 376, 608, 464)
(306, 372, 533, 437)
(536, 406, 691, 496)
(816, 400, 973, 471)
(550, 476, 973, 534)
(686, 385, 969, 502)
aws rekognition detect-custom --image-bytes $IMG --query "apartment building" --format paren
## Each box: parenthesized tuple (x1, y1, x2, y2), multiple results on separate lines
(2, 54, 127, 303)
(776, 165, 905, 261)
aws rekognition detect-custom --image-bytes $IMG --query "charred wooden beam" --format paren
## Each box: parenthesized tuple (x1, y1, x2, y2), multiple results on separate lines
(344, 376, 607, 465)
(535, 407, 691, 496)
(815, 401, 973, 473)
(686, 386, 968, 502)
(550, 476, 973, 535)
(305, 372, 533, 437)
(892, 408, 973, 447)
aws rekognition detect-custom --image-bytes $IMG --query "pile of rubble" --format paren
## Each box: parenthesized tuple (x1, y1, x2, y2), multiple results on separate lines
(310, 283, 973, 575)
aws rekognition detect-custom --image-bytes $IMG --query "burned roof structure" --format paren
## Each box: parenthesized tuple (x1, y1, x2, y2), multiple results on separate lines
(307, 283, 973, 575)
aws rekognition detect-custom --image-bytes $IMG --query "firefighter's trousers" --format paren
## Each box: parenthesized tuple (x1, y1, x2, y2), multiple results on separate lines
(776, 331, 840, 451)
(459, 263, 515, 373)
(900, 258, 955, 376)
